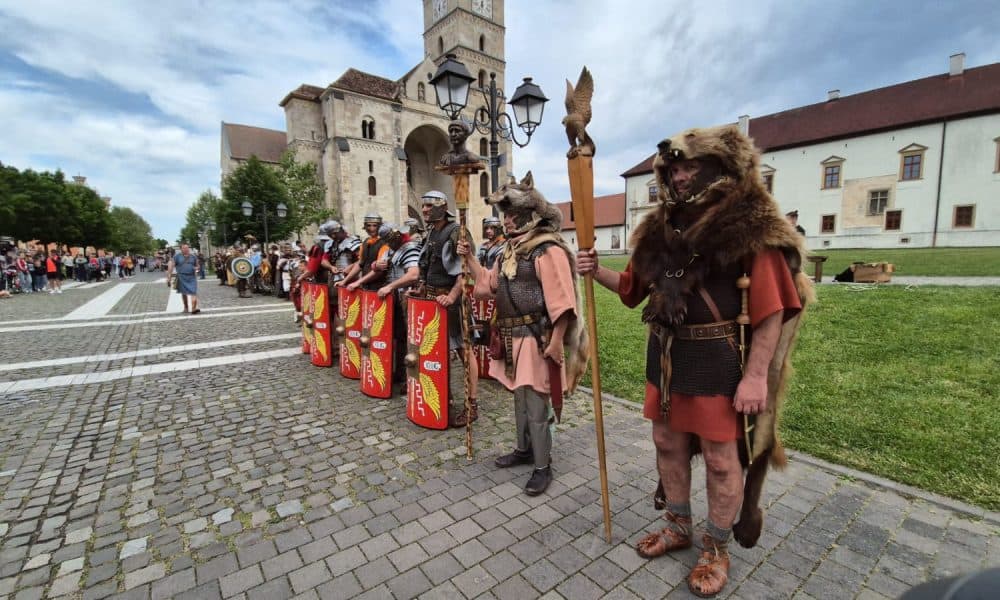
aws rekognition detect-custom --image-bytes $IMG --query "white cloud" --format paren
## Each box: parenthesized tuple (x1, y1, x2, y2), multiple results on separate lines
(0, 0, 997, 239)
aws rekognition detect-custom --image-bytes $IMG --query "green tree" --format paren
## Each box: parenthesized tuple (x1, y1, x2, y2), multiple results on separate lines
(62, 182, 112, 248)
(108, 206, 155, 255)
(179, 190, 221, 248)
(278, 149, 331, 237)
(3, 168, 68, 247)
(221, 155, 293, 246)
(155, 238, 169, 250)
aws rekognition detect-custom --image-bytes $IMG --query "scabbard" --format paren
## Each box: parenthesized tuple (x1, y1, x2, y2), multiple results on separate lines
(548, 358, 563, 423)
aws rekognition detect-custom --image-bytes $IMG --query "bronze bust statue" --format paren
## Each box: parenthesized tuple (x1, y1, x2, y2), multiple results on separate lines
(438, 119, 480, 167)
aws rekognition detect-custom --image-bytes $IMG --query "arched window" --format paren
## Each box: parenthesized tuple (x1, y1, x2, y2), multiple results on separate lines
(368, 160, 374, 173)
(479, 35, 485, 52)
(480, 173, 489, 197)
(479, 138, 487, 157)
(361, 121, 368, 139)
(478, 69, 486, 89)
(368, 176, 377, 196)
(367, 119, 375, 140)
(417, 82, 426, 102)
(438, 37, 444, 55)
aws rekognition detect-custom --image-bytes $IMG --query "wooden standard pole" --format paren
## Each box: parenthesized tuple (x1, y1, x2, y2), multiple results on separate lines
(568, 155, 613, 543)
(450, 165, 478, 460)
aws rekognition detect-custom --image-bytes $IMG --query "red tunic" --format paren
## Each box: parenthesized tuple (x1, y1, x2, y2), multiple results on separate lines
(618, 249, 802, 441)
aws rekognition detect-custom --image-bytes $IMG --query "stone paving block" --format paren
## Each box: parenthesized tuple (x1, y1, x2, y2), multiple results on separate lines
(450, 564, 498, 598)
(174, 580, 223, 600)
(355, 555, 398, 589)
(261, 550, 304, 580)
(150, 567, 196, 600)
(298, 536, 338, 564)
(480, 550, 524, 582)
(386, 567, 434, 599)
(125, 562, 166, 590)
(274, 527, 312, 553)
(120, 537, 148, 560)
(275, 500, 303, 518)
(236, 540, 277, 569)
(419, 551, 465, 586)
(219, 564, 263, 598)
(523, 558, 564, 593)
(451, 538, 492, 569)
(50, 571, 83, 597)
(196, 553, 239, 585)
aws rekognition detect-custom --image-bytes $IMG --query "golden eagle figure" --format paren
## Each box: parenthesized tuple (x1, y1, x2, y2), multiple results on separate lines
(562, 66, 595, 159)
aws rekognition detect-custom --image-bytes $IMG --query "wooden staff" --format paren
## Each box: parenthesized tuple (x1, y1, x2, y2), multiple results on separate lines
(439, 162, 483, 460)
(568, 155, 613, 543)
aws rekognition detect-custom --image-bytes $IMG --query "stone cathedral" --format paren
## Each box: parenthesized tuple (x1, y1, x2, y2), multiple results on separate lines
(221, 0, 510, 241)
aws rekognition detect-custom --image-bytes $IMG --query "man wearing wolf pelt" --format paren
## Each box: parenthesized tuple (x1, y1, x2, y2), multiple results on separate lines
(458, 173, 588, 496)
(577, 125, 812, 597)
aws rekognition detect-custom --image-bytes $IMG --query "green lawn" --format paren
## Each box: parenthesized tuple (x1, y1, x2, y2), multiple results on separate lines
(583, 256, 1000, 510)
(805, 246, 1000, 277)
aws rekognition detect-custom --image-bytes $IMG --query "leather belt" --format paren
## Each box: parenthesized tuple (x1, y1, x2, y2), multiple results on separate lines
(497, 313, 544, 328)
(425, 285, 452, 297)
(675, 320, 737, 340)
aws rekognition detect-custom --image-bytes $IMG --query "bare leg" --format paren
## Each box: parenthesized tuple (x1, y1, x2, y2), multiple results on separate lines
(652, 420, 692, 505)
(701, 439, 743, 530)
(182, 295, 189, 312)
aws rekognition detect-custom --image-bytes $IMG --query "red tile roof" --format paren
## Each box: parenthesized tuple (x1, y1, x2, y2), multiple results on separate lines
(750, 62, 1000, 152)
(554, 193, 626, 230)
(222, 123, 287, 164)
(279, 84, 325, 107)
(332, 68, 400, 101)
(620, 61, 1000, 176)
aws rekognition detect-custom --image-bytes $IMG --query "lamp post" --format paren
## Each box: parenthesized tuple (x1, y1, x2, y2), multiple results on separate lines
(429, 54, 548, 206)
(241, 199, 288, 245)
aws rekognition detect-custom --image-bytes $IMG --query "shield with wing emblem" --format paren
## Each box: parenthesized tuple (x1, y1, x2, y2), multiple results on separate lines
(300, 281, 315, 355)
(360, 291, 394, 398)
(406, 297, 449, 430)
(338, 287, 362, 379)
(310, 284, 333, 367)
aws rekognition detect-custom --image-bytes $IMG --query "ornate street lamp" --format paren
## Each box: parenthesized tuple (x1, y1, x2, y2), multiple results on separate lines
(429, 55, 548, 209)
(240, 199, 287, 245)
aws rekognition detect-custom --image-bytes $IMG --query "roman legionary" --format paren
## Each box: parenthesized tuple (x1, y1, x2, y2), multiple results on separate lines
(342, 213, 387, 290)
(412, 190, 477, 427)
(459, 172, 587, 496)
(476, 216, 506, 269)
(404, 217, 425, 248)
(577, 125, 812, 597)
(375, 223, 422, 393)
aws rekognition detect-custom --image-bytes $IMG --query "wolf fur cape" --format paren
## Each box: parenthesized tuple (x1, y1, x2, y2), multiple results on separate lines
(630, 125, 814, 547)
(486, 172, 590, 398)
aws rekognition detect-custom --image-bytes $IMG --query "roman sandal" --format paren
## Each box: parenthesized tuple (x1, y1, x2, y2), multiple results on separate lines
(635, 510, 692, 558)
(687, 534, 730, 598)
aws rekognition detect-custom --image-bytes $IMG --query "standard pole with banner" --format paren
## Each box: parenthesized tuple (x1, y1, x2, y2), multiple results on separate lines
(565, 66, 613, 543)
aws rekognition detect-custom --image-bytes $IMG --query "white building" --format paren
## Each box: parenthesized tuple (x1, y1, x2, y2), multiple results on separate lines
(554, 193, 626, 253)
(622, 54, 1000, 249)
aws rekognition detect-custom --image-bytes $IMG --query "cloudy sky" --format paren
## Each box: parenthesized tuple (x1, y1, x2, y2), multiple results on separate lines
(1, 0, 998, 241)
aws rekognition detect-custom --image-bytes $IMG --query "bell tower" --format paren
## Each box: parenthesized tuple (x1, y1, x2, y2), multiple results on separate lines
(423, 0, 506, 92)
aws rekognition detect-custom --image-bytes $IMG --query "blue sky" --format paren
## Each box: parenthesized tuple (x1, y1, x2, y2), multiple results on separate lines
(1, 0, 998, 241)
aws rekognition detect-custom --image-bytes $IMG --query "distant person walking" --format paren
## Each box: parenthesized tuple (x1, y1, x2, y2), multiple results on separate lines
(166, 243, 200, 314)
(46, 252, 63, 293)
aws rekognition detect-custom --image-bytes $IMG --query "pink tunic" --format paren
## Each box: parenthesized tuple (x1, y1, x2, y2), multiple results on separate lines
(473, 245, 577, 395)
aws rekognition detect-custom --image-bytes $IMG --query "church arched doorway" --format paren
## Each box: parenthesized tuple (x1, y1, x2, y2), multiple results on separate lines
(403, 124, 452, 218)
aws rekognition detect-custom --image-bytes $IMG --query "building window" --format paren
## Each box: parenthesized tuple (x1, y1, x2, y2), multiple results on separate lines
(868, 189, 889, 215)
(953, 205, 974, 228)
(479, 138, 487, 157)
(368, 176, 377, 196)
(438, 37, 444, 55)
(994, 137, 1000, 173)
(823, 165, 841, 189)
(898, 144, 927, 180)
(361, 118, 375, 140)
(478, 70, 486, 89)
(648, 186, 658, 203)
(361, 121, 368, 139)
(368, 160, 374, 173)
(821, 157, 844, 189)
(885, 210, 902, 231)
(480, 173, 488, 197)
(417, 82, 426, 102)
(762, 173, 773, 193)
(479, 35, 485, 52)
(821, 214, 836, 233)
(901, 154, 922, 180)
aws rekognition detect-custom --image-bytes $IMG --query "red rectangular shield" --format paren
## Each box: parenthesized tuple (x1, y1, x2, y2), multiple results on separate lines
(300, 282, 314, 355)
(406, 297, 449, 429)
(471, 296, 496, 380)
(338, 287, 362, 379)
(360, 291, 394, 398)
(310, 284, 333, 367)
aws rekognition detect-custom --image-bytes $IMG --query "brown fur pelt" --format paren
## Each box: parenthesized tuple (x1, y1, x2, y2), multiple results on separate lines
(486, 172, 589, 394)
(633, 124, 815, 548)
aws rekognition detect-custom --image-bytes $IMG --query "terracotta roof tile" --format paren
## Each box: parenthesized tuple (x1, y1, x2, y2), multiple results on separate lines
(279, 84, 325, 106)
(751, 62, 1000, 151)
(332, 68, 400, 102)
(554, 193, 626, 230)
(222, 123, 287, 163)
(620, 154, 655, 178)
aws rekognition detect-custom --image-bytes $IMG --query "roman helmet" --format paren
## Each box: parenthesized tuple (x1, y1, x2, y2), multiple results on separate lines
(421, 190, 453, 222)
(482, 216, 502, 239)
(363, 213, 383, 226)
(379, 223, 403, 249)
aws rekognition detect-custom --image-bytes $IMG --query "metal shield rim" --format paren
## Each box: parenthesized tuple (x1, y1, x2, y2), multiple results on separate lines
(232, 257, 254, 279)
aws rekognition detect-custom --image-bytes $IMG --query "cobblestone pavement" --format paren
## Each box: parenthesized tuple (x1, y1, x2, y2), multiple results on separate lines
(1, 273, 997, 599)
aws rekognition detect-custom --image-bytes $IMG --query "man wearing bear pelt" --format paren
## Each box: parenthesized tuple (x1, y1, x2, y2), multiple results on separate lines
(458, 172, 588, 496)
(577, 125, 812, 597)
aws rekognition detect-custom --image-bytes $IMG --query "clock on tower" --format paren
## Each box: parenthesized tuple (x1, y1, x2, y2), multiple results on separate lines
(433, 0, 447, 21)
